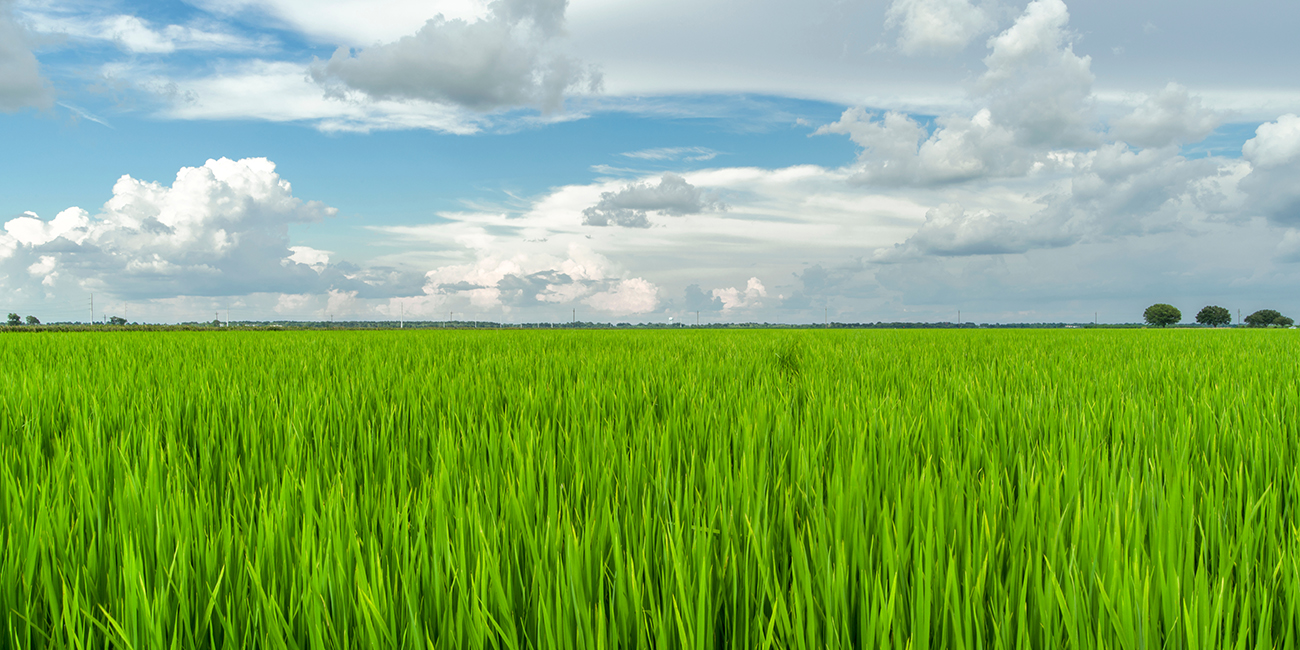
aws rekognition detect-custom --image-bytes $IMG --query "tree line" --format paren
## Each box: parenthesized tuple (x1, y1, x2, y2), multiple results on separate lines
(1143, 304, 1294, 328)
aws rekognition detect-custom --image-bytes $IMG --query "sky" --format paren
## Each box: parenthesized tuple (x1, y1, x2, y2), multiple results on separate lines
(3, 0, 1300, 325)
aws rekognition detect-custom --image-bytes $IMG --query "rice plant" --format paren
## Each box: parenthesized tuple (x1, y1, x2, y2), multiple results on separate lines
(1, 329, 1297, 648)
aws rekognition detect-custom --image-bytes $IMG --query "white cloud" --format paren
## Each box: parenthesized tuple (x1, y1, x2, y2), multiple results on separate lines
(817, 108, 1030, 185)
(308, 0, 599, 112)
(886, 0, 992, 55)
(977, 0, 1095, 149)
(619, 146, 719, 162)
(1109, 83, 1221, 149)
(2, 158, 339, 298)
(21, 11, 268, 54)
(288, 245, 331, 271)
(712, 277, 766, 311)
(584, 277, 658, 314)
(582, 173, 722, 227)
(150, 60, 487, 134)
(27, 254, 56, 286)
(0, 0, 52, 111)
(185, 0, 487, 46)
(818, 0, 1098, 186)
(878, 202, 1076, 259)
(274, 292, 312, 314)
(1240, 114, 1300, 225)
(1242, 114, 1300, 169)
(5, 208, 90, 246)
(324, 288, 359, 316)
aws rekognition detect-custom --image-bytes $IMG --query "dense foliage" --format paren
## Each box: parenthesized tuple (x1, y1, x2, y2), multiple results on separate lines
(2, 329, 1299, 649)
(1142, 303, 1181, 327)
(1245, 309, 1293, 328)
(1195, 305, 1231, 327)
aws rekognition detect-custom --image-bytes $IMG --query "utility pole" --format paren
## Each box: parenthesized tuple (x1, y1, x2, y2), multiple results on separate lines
(572, 308, 575, 324)
(825, 307, 829, 328)
(958, 310, 961, 326)
(696, 311, 700, 326)
(216, 312, 220, 327)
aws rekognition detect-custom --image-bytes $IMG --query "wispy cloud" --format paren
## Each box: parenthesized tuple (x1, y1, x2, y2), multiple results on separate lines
(620, 146, 720, 162)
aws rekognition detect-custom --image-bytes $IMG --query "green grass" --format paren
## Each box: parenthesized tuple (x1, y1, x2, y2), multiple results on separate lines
(1, 329, 1298, 648)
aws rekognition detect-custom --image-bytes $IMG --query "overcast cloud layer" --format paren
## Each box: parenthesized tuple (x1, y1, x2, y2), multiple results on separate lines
(4, 0, 1300, 324)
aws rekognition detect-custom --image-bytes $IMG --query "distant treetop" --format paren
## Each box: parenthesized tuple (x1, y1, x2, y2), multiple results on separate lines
(1245, 309, 1293, 328)
(1143, 304, 1181, 327)
(1195, 305, 1231, 328)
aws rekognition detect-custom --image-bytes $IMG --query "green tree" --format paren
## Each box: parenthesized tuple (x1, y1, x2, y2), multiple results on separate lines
(1195, 305, 1231, 327)
(1277, 316, 1296, 328)
(1144, 303, 1181, 327)
(1244, 309, 1287, 327)
(109, 316, 127, 326)
(24, 316, 39, 326)
(6, 313, 19, 326)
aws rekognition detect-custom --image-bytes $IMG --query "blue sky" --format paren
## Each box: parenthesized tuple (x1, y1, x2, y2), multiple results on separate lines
(3, 0, 1300, 324)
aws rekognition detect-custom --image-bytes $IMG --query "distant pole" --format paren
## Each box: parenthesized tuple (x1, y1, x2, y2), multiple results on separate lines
(226, 309, 229, 327)
(958, 310, 961, 326)
(825, 307, 829, 328)
(572, 308, 575, 324)
(216, 312, 220, 326)
(696, 311, 700, 326)
(400, 303, 404, 329)
(1238, 309, 1241, 325)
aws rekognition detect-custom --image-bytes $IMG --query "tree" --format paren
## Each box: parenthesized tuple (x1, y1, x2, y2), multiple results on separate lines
(1244, 309, 1290, 327)
(24, 316, 39, 326)
(6, 313, 19, 326)
(109, 316, 127, 326)
(1144, 303, 1181, 327)
(1195, 305, 1231, 327)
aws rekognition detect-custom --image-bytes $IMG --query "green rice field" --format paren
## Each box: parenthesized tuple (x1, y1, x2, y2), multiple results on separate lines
(1, 329, 1298, 649)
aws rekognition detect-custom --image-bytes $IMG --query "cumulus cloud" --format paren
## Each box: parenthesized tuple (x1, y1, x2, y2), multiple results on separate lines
(1110, 83, 1221, 149)
(0, 0, 52, 111)
(712, 277, 766, 311)
(816, 108, 1028, 185)
(820, 0, 1096, 186)
(1, 158, 339, 298)
(309, 0, 599, 112)
(977, 0, 1095, 149)
(582, 173, 722, 228)
(288, 245, 331, 271)
(886, 0, 993, 55)
(1242, 114, 1300, 169)
(1240, 114, 1300, 225)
